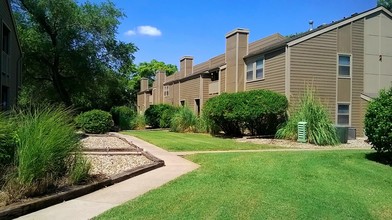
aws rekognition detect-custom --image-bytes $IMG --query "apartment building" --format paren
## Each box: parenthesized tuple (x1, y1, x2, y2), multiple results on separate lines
(138, 6, 392, 137)
(0, 0, 22, 109)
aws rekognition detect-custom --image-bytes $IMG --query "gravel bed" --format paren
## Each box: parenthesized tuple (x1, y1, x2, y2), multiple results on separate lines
(85, 154, 153, 176)
(236, 137, 372, 149)
(81, 135, 154, 177)
(81, 135, 138, 150)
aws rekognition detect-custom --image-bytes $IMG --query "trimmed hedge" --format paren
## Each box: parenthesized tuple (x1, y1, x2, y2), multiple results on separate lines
(365, 86, 392, 153)
(145, 104, 178, 128)
(110, 106, 135, 130)
(203, 90, 288, 136)
(76, 110, 113, 133)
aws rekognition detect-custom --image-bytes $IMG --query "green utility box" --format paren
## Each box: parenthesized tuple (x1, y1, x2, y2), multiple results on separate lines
(335, 126, 348, 144)
(297, 122, 307, 143)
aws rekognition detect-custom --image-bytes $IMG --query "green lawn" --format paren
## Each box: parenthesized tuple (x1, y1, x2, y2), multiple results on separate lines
(122, 130, 281, 151)
(96, 150, 392, 219)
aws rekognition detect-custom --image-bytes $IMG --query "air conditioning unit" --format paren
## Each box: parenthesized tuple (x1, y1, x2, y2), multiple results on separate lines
(1, 51, 10, 74)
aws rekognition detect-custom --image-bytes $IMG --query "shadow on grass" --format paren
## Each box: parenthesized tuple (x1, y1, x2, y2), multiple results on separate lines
(365, 152, 392, 166)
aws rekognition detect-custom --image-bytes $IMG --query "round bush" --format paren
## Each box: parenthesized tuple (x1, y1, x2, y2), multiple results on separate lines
(145, 104, 177, 128)
(110, 106, 135, 130)
(365, 87, 392, 153)
(203, 89, 288, 136)
(76, 110, 113, 134)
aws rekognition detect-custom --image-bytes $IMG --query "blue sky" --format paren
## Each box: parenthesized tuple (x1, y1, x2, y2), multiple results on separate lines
(95, 0, 376, 68)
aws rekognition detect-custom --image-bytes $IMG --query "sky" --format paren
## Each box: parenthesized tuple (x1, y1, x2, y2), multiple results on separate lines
(92, 0, 376, 68)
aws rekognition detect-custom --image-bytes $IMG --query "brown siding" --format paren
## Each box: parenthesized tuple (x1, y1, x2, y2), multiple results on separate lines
(210, 54, 225, 69)
(202, 76, 210, 107)
(173, 82, 179, 106)
(352, 19, 365, 136)
(290, 30, 338, 119)
(338, 24, 352, 53)
(0, 0, 21, 108)
(246, 49, 285, 94)
(248, 33, 285, 54)
(193, 61, 209, 74)
(337, 78, 351, 102)
(220, 68, 226, 92)
(179, 78, 200, 112)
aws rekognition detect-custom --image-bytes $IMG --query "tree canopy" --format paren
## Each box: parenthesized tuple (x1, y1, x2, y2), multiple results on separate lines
(13, 0, 137, 111)
(378, 0, 392, 11)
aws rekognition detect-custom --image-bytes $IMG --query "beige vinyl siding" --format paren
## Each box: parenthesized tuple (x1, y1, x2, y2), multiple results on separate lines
(220, 68, 226, 92)
(290, 29, 338, 119)
(163, 83, 174, 105)
(193, 61, 209, 74)
(173, 82, 179, 106)
(337, 78, 351, 102)
(351, 19, 365, 136)
(246, 49, 285, 94)
(202, 76, 211, 107)
(248, 33, 285, 54)
(210, 54, 225, 69)
(338, 24, 352, 53)
(179, 78, 200, 112)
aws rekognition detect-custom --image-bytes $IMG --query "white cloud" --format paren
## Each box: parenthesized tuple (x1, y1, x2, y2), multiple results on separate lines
(124, 30, 136, 36)
(137, 26, 162, 36)
(124, 25, 162, 37)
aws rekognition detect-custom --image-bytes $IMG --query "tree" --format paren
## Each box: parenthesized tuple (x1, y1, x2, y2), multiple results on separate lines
(128, 60, 178, 107)
(378, 0, 392, 11)
(13, 0, 137, 110)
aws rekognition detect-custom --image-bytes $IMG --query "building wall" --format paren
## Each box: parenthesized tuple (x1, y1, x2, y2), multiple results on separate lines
(290, 29, 338, 120)
(351, 19, 365, 136)
(245, 48, 286, 94)
(364, 11, 392, 94)
(179, 77, 200, 112)
(0, 0, 22, 109)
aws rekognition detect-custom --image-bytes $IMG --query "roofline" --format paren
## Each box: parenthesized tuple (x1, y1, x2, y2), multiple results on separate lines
(288, 6, 392, 47)
(5, 0, 23, 54)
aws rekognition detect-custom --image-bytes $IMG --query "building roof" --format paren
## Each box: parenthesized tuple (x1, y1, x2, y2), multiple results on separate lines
(245, 6, 392, 59)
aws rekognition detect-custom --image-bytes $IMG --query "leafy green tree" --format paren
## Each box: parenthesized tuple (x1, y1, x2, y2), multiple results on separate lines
(378, 0, 392, 11)
(12, 0, 137, 110)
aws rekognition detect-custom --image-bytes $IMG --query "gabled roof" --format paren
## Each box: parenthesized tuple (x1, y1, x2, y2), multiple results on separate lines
(245, 6, 392, 59)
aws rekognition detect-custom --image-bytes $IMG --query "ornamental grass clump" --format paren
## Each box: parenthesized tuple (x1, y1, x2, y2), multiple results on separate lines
(170, 107, 198, 133)
(13, 105, 84, 195)
(276, 86, 339, 146)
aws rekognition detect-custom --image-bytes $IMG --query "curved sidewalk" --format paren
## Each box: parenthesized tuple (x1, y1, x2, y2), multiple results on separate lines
(17, 133, 200, 220)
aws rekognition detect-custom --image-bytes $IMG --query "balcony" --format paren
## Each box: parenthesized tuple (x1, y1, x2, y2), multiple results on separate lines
(209, 81, 219, 95)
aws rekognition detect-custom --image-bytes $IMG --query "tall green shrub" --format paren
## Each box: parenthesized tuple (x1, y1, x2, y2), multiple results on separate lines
(110, 106, 135, 130)
(14, 106, 82, 194)
(203, 90, 288, 136)
(364, 86, 392, 153)
(131, 114, 146, 130)
(145, 104, 177, 128)
(76, 109, 113, 133)
(276, 86, 339, 146)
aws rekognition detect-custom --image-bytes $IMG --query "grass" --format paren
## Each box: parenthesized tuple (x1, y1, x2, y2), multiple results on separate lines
(122, 130, 279, 151)
(96, 150, 392, 219)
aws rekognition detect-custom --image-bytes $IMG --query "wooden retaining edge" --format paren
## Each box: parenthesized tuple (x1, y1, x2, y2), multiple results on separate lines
(0, 159, 165, 220)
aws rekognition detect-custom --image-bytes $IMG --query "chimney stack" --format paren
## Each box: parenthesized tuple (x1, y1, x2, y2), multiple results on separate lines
(179, 56, 193, 78)
(225, 28, 249, 93)
(140, 78, 148, 91)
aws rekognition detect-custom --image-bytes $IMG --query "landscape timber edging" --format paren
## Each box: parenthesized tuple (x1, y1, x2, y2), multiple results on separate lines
(0, 151, 164, 220)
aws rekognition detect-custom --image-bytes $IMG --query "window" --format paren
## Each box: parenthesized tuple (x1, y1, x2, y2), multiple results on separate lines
(180, 100, 185, 107)
(337, 104, 350, 125)
(338, 54, 351, 77)
(195, 99, 200, 116)
(211, 71, 219, 81)
(246, 58, 265, 81)
(246, 64, 253, 81)
(163, 86, 169, 97)
(2, 24, 10, 54)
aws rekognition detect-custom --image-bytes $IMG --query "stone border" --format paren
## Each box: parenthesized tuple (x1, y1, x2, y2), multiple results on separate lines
(0, 150, 164, 220)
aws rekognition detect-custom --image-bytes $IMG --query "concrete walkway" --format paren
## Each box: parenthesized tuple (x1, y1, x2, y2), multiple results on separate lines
(16, 133, 200, 220)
